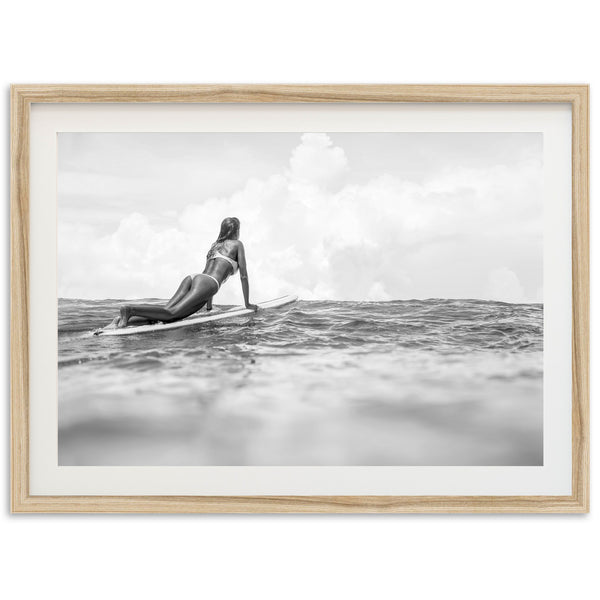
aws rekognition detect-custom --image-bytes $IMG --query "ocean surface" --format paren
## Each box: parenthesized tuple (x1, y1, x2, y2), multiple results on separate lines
(58, 298, 543, 466)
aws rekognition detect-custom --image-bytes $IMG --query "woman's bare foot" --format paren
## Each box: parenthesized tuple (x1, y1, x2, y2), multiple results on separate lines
(118, 305, 132, 328)
(105, 316, 121, 330)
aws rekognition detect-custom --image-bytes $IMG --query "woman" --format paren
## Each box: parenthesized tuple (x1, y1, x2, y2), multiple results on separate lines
(115, 217, 258, 328)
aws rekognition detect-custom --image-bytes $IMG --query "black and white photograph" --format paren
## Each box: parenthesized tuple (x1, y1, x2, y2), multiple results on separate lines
(58, 131, 543, 466)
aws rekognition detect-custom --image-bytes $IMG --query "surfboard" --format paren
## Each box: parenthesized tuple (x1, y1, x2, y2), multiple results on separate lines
(93, 295, 298, 337)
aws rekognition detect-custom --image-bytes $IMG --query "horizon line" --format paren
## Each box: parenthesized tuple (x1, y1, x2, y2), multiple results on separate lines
(58, 296, 543, 306)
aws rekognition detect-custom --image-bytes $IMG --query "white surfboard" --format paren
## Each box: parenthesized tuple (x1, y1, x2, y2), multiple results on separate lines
(93, 295, 298, 337)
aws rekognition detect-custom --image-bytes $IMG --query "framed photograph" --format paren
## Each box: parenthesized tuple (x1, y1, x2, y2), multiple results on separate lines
(11, 84, 589, 513)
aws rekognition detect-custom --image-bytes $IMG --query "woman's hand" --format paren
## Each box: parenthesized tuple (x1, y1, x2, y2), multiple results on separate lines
(245, 303, 259, 312)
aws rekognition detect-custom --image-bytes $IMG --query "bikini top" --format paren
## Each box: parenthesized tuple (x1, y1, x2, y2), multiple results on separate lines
(210, 251, 239, 275)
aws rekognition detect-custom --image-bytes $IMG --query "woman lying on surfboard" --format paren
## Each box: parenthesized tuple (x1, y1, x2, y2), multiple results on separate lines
(111, 217, 258, 328)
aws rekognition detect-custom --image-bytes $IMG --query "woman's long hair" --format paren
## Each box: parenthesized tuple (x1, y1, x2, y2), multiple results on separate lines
(207, 217, 240, 258)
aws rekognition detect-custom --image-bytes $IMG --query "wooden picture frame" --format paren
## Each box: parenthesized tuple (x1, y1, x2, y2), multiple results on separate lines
(11, 84, 589, 513)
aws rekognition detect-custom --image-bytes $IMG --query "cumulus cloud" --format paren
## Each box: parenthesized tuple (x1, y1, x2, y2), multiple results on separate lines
(58, 133, 543, 303)
(288, 133, 349, 187)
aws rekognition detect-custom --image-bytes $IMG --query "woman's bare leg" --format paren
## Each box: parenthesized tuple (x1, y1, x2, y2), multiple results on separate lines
(119, 299, 207, 326)
(111, 276, 192, 327)
(106, 315, 154, 329)
(119, 277, 217, 327)
(166, 276, 192, 308)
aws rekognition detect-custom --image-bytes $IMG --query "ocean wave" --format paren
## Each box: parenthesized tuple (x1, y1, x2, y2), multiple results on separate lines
(58, 298, 542, 353)
(57, 297, 543, 466)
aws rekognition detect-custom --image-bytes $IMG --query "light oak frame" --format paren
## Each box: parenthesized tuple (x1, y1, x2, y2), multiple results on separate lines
(10, 85, 589, 513)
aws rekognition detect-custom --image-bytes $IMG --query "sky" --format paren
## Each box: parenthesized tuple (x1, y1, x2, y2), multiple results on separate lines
(58, 132, 543, 303)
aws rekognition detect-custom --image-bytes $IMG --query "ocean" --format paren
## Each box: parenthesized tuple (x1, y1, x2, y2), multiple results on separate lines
(58, 298, 543, 466)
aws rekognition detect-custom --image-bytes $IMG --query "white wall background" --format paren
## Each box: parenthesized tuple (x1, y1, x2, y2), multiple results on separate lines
(1, 1, 596, 599)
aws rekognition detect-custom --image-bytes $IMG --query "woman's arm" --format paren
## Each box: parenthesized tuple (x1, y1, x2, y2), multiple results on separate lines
(236, 242, 258, 311)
